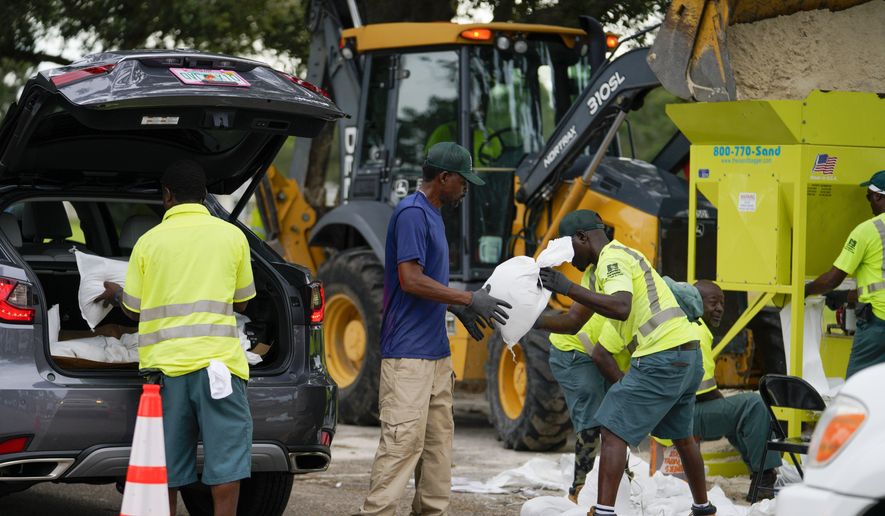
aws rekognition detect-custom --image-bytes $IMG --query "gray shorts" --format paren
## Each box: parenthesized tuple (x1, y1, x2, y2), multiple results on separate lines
(160, 369, 252, 487)
(594, 346, 702, 447)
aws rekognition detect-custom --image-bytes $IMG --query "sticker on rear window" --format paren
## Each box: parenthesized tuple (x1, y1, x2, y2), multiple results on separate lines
(170, 68, 250, 87)
(141, 116, 180, 125)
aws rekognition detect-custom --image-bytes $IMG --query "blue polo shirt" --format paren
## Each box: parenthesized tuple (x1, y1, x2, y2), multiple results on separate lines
(379, 192, 450, 359)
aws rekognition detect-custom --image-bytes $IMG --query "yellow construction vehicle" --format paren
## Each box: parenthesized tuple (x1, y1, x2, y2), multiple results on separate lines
(257, 0, 873, 449)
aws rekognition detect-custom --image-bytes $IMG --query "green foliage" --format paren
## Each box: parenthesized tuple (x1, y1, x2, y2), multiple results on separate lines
(472, 0, 667, 30)
(618, 87, 686, 162)
(0, 0, 311, 114)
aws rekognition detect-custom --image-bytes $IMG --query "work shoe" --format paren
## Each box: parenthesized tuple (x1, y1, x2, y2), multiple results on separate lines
(746, 469, 778, 502)
(690, 503, 717, 516)
(568, 484, 583, 504)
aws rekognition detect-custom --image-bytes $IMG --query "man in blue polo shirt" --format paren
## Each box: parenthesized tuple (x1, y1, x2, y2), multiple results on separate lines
(358, 142, 511, 516)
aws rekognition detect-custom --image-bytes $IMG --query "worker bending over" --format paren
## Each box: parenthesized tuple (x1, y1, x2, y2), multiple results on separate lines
(539, 210, 714, 516)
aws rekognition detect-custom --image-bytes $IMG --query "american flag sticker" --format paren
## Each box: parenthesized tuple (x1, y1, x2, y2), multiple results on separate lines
(811, 153, 838, 175)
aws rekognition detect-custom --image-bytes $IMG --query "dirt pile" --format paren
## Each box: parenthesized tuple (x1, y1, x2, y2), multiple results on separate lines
(728, 1, 885, 100)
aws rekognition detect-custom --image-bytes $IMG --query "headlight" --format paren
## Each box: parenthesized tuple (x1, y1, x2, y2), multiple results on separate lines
(808, 395, 867, 466)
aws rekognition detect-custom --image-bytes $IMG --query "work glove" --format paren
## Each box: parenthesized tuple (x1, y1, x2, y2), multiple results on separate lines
(449, 304, 487, 341)
(467, 285, 512, 327)
(824, 290, 850, 311)
(539, 267, 573, 296)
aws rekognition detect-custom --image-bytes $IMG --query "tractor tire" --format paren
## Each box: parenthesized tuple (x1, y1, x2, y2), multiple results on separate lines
(318, 247, 384, 425)
(180, 472, 293, 516)
(485, 328, 571, 451)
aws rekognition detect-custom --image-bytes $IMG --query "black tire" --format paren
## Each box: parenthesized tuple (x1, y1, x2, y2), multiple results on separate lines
(179, 472, 294, 516)
(318, 247, 383, 425)
(485, 328, 571, 451)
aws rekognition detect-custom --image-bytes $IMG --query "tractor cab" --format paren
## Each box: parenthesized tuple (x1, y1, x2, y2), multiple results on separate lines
(341, 22, 596, 280)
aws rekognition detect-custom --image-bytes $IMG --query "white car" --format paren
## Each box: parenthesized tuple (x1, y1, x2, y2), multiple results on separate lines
(776, 362, 885, 515)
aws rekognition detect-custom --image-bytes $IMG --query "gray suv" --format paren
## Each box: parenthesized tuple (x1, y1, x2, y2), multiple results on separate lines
(0, 50, 343, 515)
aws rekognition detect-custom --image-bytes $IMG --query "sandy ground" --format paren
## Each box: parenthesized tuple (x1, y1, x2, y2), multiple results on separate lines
(0, 391, 755, 515)
(729, 1, 885, 100)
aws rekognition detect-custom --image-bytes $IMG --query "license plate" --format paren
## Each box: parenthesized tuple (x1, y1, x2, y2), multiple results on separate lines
(170, 68, 250, 87)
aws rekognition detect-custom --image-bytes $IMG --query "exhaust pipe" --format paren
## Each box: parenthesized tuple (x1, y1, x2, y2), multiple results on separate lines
(288, 451, 330, 473)
(0, 458, 75, 481)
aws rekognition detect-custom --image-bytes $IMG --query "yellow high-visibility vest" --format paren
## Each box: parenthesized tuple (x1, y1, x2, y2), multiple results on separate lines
(122, 203, 256, 380)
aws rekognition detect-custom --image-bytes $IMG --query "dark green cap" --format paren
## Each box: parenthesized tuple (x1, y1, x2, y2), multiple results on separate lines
(860, 170, 885, 191)
(559, 210, 606, 238)
(424, 142, 485, 186)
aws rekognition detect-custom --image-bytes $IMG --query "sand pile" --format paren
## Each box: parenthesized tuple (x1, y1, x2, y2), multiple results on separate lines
(728, 1, 885, 100)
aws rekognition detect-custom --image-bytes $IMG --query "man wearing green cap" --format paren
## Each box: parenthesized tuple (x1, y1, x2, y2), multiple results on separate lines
(538, 210, 715, 516)
(532, 221, 631, 504)
(805, 169, 885, 378)
(358, 142, 511, 516)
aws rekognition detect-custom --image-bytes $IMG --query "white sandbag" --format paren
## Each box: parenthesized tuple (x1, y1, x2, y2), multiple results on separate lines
(484, 237, 575, 346)
(780, 299, 843, 397)
(236, 313, 263, 365)
(74, 250, 129, 329)
(48, 304, 60, 344)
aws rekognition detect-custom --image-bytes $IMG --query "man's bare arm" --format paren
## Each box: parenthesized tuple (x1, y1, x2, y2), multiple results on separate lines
(398, 261, 473, 306)
(566, 285, 632, 321)
(534, 302, 593, 333)
(805, 266, 848, 297)
(592, 344, 625, 384)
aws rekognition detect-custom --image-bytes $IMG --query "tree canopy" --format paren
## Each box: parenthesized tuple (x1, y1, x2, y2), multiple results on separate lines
(1, 0, 665, 114)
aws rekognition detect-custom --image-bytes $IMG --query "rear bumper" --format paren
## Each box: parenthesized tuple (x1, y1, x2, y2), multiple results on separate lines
(0, 441, 330, 484)
(776, 484, 879, 516)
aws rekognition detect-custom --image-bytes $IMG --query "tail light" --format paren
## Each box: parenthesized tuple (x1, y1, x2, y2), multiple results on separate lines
(808, 396, 867, 466)
(276, 72, 331, 99)
(0, 436, 30, 454)
(0, 278, 35, 324)
(50, 63, 117, 87)
(320, 429, 332, 446)
(309, 282, 325, 324)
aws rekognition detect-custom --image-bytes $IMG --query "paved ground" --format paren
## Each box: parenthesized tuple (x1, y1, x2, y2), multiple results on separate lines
(0, 391, 754, 515)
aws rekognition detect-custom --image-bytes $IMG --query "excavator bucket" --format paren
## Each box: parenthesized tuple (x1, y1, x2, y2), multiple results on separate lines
(648, 0, 872, 102)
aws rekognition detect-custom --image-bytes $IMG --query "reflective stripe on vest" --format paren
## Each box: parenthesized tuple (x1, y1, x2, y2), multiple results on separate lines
(122, 292, 141, 310)
(609, 244, 686, 336)
(697, 377, 717, 392)
(862, 219, 885, 295)
(138, 323, 239, 347)
(139, 300, 233, 323)
(639, 306, 687, 337)
(578, 332, 594, 352)
(234, 282, 256, 300)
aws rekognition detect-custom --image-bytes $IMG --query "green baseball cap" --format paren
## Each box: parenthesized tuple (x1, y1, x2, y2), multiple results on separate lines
(559, 210, 606, 237)
(424, 142, 485, 186)
(860, 170, 885, 191)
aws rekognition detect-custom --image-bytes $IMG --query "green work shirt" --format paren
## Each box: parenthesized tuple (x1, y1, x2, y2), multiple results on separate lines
(593, 240, 696, 357)
(833, 213, 885, 319)
(549, 268, 594, 353)
(122, 204, 256, 380)
(695, 319, 717, 395)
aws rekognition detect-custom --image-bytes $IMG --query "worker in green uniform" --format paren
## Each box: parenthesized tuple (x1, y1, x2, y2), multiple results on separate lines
(690, 281, 782, 501)
(538, 210, 714, 516)
(535, 304, 630, 502)
(805, 169, 885, 378)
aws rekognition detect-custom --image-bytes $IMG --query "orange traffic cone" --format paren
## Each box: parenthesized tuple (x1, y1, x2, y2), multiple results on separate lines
(120, 384, 169, 516)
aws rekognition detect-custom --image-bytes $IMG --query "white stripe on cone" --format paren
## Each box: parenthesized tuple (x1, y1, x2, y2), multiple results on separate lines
(120, 393, 169, 516)
(121, 483, 169, 515)
(128, 417, 166, 467)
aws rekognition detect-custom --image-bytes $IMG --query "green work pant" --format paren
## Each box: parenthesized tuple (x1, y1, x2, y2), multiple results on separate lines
(847, 314, 885, 378)
(693, 392, 782, 473)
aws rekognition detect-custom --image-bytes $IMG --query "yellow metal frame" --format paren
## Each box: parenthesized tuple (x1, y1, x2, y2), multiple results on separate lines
(672, 91, 885, 442)
(341, 22, 584, 53)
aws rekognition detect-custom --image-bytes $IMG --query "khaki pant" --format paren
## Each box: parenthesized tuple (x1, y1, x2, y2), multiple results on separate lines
(358, 357, 454, 516)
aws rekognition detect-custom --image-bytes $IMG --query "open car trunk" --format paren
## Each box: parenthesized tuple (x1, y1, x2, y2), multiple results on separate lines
(1, 196, 291, 375)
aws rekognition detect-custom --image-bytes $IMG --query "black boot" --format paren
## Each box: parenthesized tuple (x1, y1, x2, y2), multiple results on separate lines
(747, 469, 778, 502)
